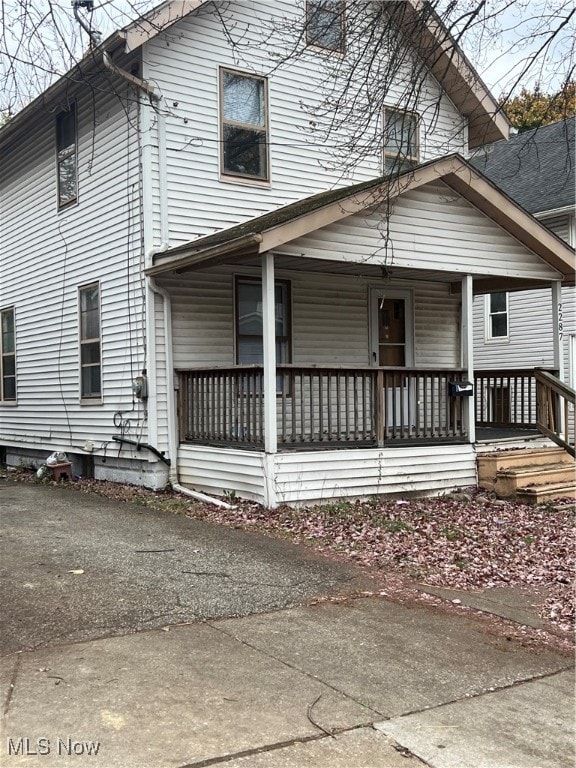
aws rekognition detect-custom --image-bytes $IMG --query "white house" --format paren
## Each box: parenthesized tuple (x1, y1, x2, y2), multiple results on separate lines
(471, 118, 575, 428)
(0, 0, 573, 506)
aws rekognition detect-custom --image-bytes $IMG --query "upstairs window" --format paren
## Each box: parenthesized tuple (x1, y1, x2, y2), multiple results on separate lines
(221, 70, 268, 181)
(383, 108, 419, 174)
(79, 283, 101, 399)
(486, 292, 509, 340)
(306, 0, 345, 52)
(56, 105, 77, 207)
(0, 307, 16, 402)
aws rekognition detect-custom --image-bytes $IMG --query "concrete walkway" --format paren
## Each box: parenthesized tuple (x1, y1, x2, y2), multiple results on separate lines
(0, 482, 574, 767)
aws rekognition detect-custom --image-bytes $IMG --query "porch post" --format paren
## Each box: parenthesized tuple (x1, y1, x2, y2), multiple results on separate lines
(551, 280, 565, 437)
(551, 281, 564, 380)
(262, 251, 277, 454)
(461, 274, 475, 443)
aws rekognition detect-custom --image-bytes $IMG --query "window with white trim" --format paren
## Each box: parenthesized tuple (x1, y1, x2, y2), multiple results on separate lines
(383, 108, 419, 174)
(0, 307, 16, 401)
(221, 70, 268, 181)
(306, 0, 345, 52)
(235, 277, 291, 369)
(486, 291, 509, 340)
(56, 105, 77, 207)
(79, 283, 101, 399)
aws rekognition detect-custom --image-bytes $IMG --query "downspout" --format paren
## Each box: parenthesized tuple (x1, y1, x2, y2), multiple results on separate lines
(99, 39, 229, 507)
(148, 276, 233, 509)
(102, 51, 160, 103)
(140, 65, 231, 508)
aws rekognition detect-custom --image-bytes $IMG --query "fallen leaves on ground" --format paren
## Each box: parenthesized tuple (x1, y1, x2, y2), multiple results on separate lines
(5, 470, 574, 635)
(176, 489, 574, 635)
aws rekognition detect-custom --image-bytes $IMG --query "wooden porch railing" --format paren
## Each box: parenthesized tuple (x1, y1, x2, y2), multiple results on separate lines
(474, 369, 557, 427)
(535, 368, 575, 457)
(177, 366, 469, 448)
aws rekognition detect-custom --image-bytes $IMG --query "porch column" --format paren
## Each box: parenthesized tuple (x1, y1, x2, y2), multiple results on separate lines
(461, 274, 476, 443)
(551, 280, 565, 437)
(261, 251, 277, 454)
(551, 281, 564, 380)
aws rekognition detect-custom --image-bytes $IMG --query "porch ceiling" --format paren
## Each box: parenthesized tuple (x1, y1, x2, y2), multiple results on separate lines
(221, 252, 464, 285)
(156, 252, 565, 295)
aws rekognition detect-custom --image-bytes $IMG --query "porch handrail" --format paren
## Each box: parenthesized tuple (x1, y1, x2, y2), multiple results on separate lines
(474, 368, 557, 428)
(177, 365, 469, 448)
(535, 368, 575, 457)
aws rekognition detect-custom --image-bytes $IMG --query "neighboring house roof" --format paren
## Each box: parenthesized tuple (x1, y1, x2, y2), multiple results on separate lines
(147, 153, 575, 289)
(470, 117, 575, 215)
(0, 0, 509, 151)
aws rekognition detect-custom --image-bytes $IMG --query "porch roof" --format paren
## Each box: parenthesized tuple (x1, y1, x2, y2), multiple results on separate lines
(147, 154, 575, 290)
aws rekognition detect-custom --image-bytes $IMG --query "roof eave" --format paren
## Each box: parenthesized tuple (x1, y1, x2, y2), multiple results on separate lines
(0, 32, 125, 149)
(391, 1, 511, 147)
(120, 0, 207, 52)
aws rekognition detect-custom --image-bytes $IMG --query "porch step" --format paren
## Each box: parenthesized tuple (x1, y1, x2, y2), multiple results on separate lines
(477, 448, 572, 491)
(493, 462, 576, 499)
(516, 483, 576, 505)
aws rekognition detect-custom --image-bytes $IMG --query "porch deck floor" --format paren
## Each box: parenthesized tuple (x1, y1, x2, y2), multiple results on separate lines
(475, 427, 541, 443)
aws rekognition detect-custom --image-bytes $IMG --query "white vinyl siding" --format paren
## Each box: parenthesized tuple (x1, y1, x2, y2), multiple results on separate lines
(142, 0, 468, 246)
(278, 181, 562, 281)
(274, 445, 477, 504)
(474, 286, 576, 373)
(473, 210, 575, 381)
(177, 444, 477, 506)
(166, 267, 460, 372)
(0, 74, 148, 455)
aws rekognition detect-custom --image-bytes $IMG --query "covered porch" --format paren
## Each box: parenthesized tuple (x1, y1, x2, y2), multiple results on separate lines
(147, 156, 574, 505)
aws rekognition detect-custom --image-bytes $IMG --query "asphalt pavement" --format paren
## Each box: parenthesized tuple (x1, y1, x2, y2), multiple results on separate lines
(0, 480, 574, 768)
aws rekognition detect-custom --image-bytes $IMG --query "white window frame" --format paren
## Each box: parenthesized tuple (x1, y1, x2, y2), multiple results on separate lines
(219, 68, 269, 183)
(234, 276, 292, 366)
(485, 291, 509, 342)
(305, 0, 345, 53)
(56, 104, 78, 208)
(79, 283, 102, 401)
(0, 306, 16, 402)
(383, 107, 420, 174)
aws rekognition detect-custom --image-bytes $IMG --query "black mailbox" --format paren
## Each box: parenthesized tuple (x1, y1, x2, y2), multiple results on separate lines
(448, 381, 473, 397)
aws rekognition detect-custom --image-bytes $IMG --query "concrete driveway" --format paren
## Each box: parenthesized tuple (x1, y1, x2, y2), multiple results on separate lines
(0, 481, 574, 768)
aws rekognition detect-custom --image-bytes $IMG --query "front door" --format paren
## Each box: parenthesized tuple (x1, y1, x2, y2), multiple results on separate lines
(370, 289, 414, 367)
(370, 289, 414, 434)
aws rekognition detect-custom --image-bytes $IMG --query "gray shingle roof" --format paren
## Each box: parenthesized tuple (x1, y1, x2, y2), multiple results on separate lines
(469, 117, 575, 214)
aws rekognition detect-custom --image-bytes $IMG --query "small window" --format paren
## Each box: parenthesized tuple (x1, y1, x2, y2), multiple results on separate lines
(221, 70, 268, 181)
(56, 105, 77, 207)
(0, 307, 16, 401)
(79, 283, 101, 399)
(306, 0, 345, 52)
(383, 108, 419, 174)
(486, 292, 509, 340)
(235, 278, 291, 371)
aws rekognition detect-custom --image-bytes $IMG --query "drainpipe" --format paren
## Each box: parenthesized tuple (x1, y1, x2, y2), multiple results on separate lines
(147, 276, 233, 509)
(102, 51, 159, 102)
